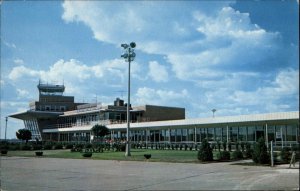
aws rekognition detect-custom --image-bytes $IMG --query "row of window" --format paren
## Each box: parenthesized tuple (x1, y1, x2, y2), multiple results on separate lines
(50, 124, 299, 143)
(112, 125, 299, 143)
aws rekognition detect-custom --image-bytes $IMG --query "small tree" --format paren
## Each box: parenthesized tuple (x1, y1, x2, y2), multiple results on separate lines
(16, 129, 32, 144)
(198, 139, 213, 162)
(91, 124, 110, 142)
(252, 137, 270, 164)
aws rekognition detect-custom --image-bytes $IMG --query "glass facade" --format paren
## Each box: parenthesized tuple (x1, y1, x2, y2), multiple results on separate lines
(52, 119, 298, 145)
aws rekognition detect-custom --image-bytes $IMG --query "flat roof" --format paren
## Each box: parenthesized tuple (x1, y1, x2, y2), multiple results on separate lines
(43, 111, 299, 133)
(9, 110, 63, 120)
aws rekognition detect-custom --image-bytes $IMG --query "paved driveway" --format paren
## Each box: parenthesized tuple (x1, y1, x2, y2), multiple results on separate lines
(1, 157, 299, 190)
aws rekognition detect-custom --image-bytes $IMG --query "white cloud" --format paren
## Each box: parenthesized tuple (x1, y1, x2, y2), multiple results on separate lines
(8, 65, 40, 80)
(148, 61, 169, 82)
(13, 59, 24, 65)
(62, 2, 279, 83)
(135, 87, 188, 106)
(16, 88, 29, 98)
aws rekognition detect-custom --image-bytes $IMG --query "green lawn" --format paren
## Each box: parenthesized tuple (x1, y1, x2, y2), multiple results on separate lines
(4, 149, 200, 163)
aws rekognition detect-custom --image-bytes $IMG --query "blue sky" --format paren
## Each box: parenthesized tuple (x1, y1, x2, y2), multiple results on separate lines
(1, 1, 299, 139)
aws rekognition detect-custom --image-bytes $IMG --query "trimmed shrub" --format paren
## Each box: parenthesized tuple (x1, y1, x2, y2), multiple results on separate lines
(32, 144, 43, 150)
(82, 152, 92, 157)
(244, 142, 252, 158)
(35, 151, 43, 156)
(220, 151, 231, 161)
(280, 147, 291, 163)
(43, 144, 53, 150)
(232, 150, 243, 160)
(85, 143, 93, 149)
(21, 144, 31, 150)
(9, 144, 20, 151)
(54, 144, 63, 150)
(65, 144, 73, 149)
(144, 154, 151, 159)
(197, 139, 213, 162)
(252, 137, 270, 164)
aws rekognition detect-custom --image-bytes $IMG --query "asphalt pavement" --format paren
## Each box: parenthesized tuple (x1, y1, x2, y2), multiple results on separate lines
(0, 156, 299, 190)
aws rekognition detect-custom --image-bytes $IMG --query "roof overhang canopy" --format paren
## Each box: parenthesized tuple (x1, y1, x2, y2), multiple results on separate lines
(9, 110, 63, 120)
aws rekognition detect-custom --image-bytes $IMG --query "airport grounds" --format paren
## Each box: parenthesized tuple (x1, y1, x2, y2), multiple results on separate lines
(0, 142, 299, 190)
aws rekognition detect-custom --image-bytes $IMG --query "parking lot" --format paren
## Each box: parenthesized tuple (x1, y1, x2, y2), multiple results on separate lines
(1, 156, 299, 190)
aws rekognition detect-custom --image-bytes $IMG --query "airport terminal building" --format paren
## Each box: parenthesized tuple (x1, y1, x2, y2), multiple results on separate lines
(9, 83, 299, 147)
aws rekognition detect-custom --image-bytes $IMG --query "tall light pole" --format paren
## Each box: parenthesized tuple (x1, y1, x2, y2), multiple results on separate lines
(5, 116, 8, 141)
(212, 109, 217, 118)
(121, 42, 136, 157)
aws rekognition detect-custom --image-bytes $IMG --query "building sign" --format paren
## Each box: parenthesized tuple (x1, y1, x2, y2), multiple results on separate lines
(276, 132, 282, 139)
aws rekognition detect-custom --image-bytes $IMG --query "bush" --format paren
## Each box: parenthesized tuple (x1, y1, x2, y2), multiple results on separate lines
(232, 150, 243, 160)
(21, 144, 31, 150)
(65, 144, 73, 149)
(9, 144, 20, 151)
(54, 144, 63, 150)
(280, 147, 291, 163)
(32, 144, 43, 150)
(197, 139, 213, 162)
(244, 142, 252, 158)
(252, 138, 270, 164)
(85, 143, 93, 149)
(43, 144, 53, 150)
(82, 152, 92, 157)
(220, 151, 231, 161)
(0, 142, 9, 151)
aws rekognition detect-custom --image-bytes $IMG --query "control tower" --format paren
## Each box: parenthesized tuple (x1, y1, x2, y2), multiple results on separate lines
(37, 82, 65, 96)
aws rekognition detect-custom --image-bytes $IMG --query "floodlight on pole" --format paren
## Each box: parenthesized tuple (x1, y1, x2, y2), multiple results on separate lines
(121, 42, 136, 157)
(5, 116, 8, 141)
(212, 109, 217, 118)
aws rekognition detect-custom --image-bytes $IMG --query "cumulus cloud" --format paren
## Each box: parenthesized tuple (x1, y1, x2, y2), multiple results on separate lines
(7, 58, 143, 99)
(59, 1, 298, 117)
(135, 87, 188, 106)
(148, 61, 169, 82)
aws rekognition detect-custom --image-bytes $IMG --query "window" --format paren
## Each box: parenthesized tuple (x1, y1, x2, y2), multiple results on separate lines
(238, 127, 247, 142)
(286, 125, 297, 141)
(60, 106, 66, 111)
(247, 126, 255, 141)
(215, 128, 222, 142)
(207, 128, 214, 141)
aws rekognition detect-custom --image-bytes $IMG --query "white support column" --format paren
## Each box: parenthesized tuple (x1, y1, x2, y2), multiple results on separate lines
(226, 125, 229, 150)
(226, 125, 229, 143)
(265, 123, 269, 150)
(194, 127, 197, 143)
